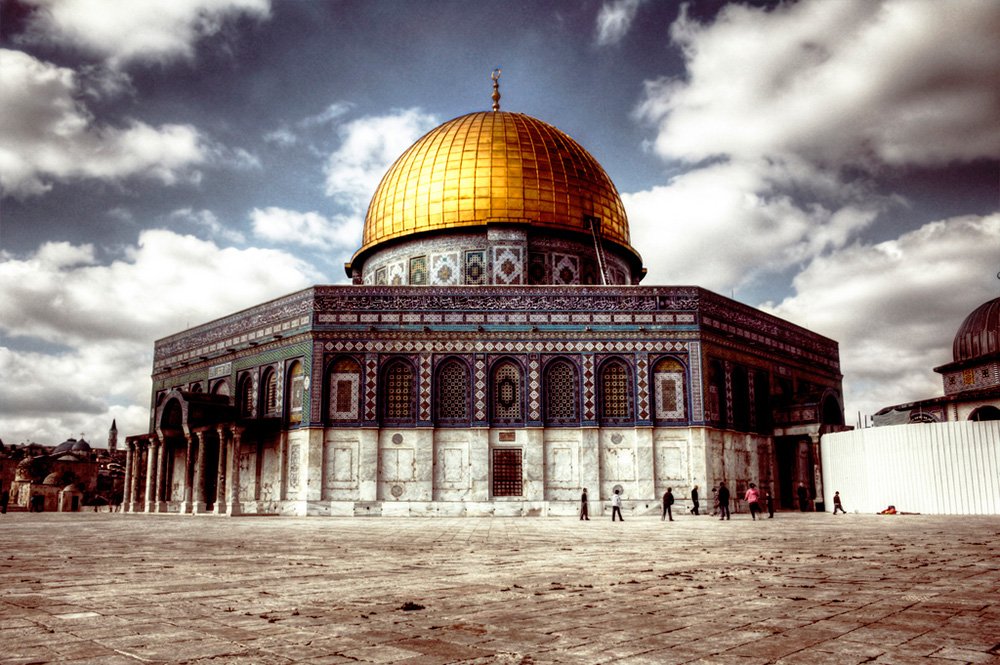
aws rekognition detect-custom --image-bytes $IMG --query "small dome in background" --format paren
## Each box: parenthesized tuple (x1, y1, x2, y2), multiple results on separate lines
(953, 296, 1000, 363)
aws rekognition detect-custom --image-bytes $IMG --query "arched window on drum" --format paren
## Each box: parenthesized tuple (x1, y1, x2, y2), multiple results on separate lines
(653, 357, 686, 422)
(327, 357, 361, 423)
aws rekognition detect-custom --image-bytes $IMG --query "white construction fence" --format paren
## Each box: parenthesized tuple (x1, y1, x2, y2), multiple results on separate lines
(821, 420, 1000, 515)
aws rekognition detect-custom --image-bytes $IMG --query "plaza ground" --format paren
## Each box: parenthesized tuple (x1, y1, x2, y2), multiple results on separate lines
(1, 511, 998, 664)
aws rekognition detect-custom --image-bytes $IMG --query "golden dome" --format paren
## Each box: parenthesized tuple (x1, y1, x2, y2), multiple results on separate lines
(355, 111, 634, 263)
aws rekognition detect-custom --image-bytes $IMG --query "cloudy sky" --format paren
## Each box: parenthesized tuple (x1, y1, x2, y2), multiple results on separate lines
(1, 0, 998, 446)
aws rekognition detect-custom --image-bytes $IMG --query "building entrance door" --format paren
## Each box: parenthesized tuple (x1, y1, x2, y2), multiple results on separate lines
(492, 448, 522, 497)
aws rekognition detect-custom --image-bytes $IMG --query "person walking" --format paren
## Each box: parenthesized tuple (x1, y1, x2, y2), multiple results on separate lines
(717, 482, 730, 520)
(691, 485, 700, 515)
(611, 488, 624, 522)
(765, 489, 774, 518)
(580, 487, 590, 520)
(744, 483, 761, 520)
(797, 483, 810, 512)
(832, 491, 846, 515)
(662, 488, 675, 521)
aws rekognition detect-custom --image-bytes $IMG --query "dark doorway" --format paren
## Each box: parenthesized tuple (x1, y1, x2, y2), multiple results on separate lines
(203, 437, 220, 510)
(775, 438, 797, 510)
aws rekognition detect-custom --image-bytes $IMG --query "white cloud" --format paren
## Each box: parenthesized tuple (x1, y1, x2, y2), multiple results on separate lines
(0, 229, 319, 445)
(18, 0, 271, 69)
(625, 157, 882, 292)
(0, 49, 208, 197)
(168, 208, 246, 244)
(762, 213, 1000, 420)
(325, 108, 439, 210)
(638, 0, 1000, 167)
(595, 0, 645, 46)
(250, 206, 362, 251)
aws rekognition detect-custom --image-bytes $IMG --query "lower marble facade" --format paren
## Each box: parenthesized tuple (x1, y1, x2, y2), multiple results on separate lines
(123, 424, 773, 517)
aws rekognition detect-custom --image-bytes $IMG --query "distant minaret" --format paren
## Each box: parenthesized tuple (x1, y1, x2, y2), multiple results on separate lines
(108, 419, 118, 452)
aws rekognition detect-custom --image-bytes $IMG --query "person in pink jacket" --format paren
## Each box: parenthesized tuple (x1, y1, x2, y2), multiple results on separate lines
(744, 483, 761, 521)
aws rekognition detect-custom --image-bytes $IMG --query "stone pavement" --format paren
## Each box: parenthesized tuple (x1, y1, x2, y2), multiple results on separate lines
(1, 512, 998, 665)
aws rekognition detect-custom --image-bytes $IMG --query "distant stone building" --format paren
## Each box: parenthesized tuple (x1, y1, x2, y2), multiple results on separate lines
(124, 92, 846, 517)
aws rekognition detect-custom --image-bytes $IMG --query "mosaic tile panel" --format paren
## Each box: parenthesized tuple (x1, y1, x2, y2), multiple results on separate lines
(552, 254, 580, 285)
(582, 354, 595, 421)
(464, 250, 487, 285)
(528, 252, 547, 284)
(655, 372, 686, 420)
(364, 354, 378, 421)
(409, 256, 428, 285)
(492, 247, 523, 285)
(636, 353, 649, 421)
(387, 261, 405, 286)
(419, 353, 432, 421)
(474, 354, 487, 421)
(430, 252, 460, 286)
(528, 354, 541, 421)
(375, 267, 387, 285)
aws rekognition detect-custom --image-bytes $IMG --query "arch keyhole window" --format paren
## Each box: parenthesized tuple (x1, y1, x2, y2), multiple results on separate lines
(653, 357, 686, 422)
(287, 361, 305, 424)
(492, 361, 523, 423)
(328, 357, 361, 422)
(238, 375, 254, 419)
(262, 368, 279, 417)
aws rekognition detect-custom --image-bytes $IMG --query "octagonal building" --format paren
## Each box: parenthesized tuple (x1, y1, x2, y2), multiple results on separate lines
(125, 97, 847, 517)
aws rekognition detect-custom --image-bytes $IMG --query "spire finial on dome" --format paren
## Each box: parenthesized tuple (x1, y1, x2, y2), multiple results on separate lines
(491, 67, 502, 111)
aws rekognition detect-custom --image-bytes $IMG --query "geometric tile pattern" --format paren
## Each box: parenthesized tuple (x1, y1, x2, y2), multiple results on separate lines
(473, 354, 487, 421)
(689, 342, 704, 421)
(582, 354, 595, 421)
(528, 353, 541, 421)
(464, 250, 486, 285)
(409, 256, 428, 286)
(419, 353, 432, 422)
(364, 354, 378, 421)
(654, 372, 686, 420)
(387, 261, 405, 286)
(528, 252, 546, 284)
(492, 246, 523, 285)
(635, 353, 649, 421)
(430, 252, 459, 286)
(552, 253, 579, 285)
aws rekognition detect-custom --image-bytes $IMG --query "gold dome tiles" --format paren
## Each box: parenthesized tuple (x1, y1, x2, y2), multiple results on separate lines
(360, 111, 633, 257)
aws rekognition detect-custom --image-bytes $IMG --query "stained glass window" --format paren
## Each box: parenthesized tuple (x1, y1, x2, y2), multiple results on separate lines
(436, 359, 469, 422)
(545, 359, 578, 423)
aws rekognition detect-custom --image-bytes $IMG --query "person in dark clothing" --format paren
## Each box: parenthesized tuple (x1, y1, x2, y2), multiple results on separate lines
(765, 490, 774, 518)
(717, 482, 730, 520)
(797, 483, 810, 512)
(690, 485, 700, 515)
(580, 488, 590, 520)
(0, 488, 9, 514)
(832, 491, 846, 515)
(662, 488, 674, 521)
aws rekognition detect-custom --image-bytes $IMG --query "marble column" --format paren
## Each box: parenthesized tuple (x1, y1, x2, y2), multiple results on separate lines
(143, 440, 157, 513)
(226, 427, 243, 516)
(193, 430, 207, 514)
(181, 434, 195, 514)
(122, 442, 134, 512)
(214, 426, 228, 515)
(129, 442, 141, 513)
(154, 437, 167, 512)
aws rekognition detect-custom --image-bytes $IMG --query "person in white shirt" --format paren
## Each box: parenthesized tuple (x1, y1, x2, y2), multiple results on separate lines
(611, 488, 624, 522)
